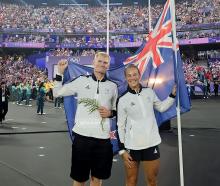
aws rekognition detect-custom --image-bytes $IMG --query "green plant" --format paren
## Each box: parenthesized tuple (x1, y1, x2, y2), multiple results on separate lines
(78, 98, 105, 131)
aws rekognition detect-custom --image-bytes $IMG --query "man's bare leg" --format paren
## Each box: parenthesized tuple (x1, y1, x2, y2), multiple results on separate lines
(90, 176, 102, 186)
(73, 180, 85, 186)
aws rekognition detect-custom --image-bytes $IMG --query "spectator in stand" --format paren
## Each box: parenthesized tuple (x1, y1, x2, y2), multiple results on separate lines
(37, 82, 47, 115)
(25, 82, 32, 106)
(54, 97, 62, 109)
(0, 81, 10, 124)
(214, 81, 219, 96)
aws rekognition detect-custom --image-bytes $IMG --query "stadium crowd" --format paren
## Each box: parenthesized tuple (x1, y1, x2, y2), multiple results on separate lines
(183, 57, 220, 84)
(209, 60, 220, 81)
(0, 55, 50, 106)
(0, 0, 219, 33)
(1, 30, 219, 45)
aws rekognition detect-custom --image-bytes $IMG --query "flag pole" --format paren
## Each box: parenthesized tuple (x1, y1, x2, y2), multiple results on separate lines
(148, 0, 152, 32)
(106, 0, 110, 55)
(170, 0, 185, 186)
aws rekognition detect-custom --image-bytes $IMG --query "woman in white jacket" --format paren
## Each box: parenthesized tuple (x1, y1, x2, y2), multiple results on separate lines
(117, 64, 176, 186)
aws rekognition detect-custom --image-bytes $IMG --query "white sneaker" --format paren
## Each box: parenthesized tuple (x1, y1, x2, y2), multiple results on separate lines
(37, 113, 41, 115)
(28, 105, 32, 107)
(42, 113, 46, 115)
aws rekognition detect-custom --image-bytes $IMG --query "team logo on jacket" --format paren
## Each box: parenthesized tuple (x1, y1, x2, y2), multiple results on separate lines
(85, 85, 90, 89)
(130, 102, 135, 106)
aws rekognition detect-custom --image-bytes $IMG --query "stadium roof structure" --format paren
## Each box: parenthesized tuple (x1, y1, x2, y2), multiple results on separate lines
(0, 0, 173, 6)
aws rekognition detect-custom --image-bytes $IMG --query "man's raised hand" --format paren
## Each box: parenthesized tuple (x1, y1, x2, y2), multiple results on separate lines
(58, 59, 68, 75)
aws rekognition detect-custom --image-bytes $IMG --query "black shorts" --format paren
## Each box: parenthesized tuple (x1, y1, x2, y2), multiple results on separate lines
(70, 133, 113, 182)
(127, 146, 160, 161)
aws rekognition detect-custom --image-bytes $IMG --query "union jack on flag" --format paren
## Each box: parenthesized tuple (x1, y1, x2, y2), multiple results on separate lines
(124, 0, 173, 78)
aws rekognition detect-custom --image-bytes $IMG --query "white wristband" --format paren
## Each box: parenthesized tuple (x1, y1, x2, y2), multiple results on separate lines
(57, 73, 64, 77)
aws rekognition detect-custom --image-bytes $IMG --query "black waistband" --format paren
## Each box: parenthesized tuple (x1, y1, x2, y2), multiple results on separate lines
(73, 132, 110, 142)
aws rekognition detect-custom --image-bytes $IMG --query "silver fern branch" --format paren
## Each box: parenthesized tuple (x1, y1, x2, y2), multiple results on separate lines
(79, 98, 105, 131)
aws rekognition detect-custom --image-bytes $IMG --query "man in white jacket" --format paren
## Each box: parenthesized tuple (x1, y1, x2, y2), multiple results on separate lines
(54, 52, 118, 186)
(117, 64, 176, 186)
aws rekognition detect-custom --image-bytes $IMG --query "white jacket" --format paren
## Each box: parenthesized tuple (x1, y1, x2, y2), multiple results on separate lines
(117, 86, 175, 150)
(54, 74, 118, 139)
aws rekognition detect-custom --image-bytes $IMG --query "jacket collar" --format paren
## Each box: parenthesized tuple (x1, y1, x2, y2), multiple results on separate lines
(127, 84, 143, 94)
(92, 73, 107, 82)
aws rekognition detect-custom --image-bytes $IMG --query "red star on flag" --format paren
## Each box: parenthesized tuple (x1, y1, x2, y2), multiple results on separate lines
(109, 130, 117, 140)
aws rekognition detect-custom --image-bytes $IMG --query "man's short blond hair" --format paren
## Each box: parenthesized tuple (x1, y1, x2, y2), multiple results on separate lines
(94, 51, 111, 62)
